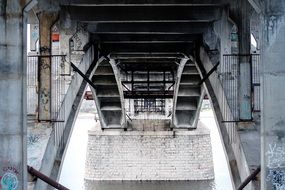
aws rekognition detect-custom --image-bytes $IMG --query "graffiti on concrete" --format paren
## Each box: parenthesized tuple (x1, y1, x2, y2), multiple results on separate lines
(39, 87, 50, 112)
(266, 170, 285, 190)
(266, 143, 285, 169)
(39, 57, 50, 70)
(40, 46, 51, 54)
(0, 172, 18, 190)
(2, 167, 19, 175)
(71, 24, 88, 51)
(0, 165, 19, 190)
(266, 143, 285, 189)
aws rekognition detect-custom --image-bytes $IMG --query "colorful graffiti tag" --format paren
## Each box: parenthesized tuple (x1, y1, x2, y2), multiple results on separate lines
(0, 172, 18, 190)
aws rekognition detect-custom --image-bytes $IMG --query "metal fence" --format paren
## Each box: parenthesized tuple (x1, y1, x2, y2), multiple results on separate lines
(51, 56, 67, 147)
(27, 56, 38, 117)
(27, 55, 69, 147)
(251, 54, 260, 112)
(219, 54, 261, 123)
(219, 54, 240, 122)
(134, 99, 166, 115)
(51, 56, 67, 122)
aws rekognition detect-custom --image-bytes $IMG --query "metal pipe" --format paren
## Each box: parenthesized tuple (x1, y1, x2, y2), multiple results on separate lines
(27, 166, 70, 190)
(198, 61, 220, 85)
(70, 62, 97, 90)
(237, 165, 261, 190)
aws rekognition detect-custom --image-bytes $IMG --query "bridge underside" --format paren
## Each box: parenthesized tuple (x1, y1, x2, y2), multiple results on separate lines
(29, 1, 259, 189)
(3, 0, 285, 190)
(62, 2, 219, 129)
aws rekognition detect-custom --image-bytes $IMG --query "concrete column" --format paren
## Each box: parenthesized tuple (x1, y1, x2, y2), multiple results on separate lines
(261, 1, 285, 189)
(0, 0, 27, 189)
(38, 12, 58, 121)
(238, 0, 252, 120)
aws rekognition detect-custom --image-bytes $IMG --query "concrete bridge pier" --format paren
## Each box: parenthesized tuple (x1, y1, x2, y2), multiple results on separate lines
(0, 0, 28, 189)
(37, 11, 58, 122)
(261, 1, 285, 189)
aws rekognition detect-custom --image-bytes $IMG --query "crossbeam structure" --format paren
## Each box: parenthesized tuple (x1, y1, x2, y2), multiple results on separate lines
(61, 1, 224, 129)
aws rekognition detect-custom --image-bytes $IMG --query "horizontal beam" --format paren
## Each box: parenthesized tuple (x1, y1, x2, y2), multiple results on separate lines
(101, 41, 194, 44)
(60, 0, 223, 6)
(120, 66, 176, 72)
(100, 42, 194, 54)
(122, 81, 175, 84)
(93, 34, 202, 43)
(110, 52, 187, 59)
(88, 22, 211, 34)
(119, 60, 177, 64)
(124, 91, 174, 99)
(63, 5, 222, 22)
(83, 91, 174, 99)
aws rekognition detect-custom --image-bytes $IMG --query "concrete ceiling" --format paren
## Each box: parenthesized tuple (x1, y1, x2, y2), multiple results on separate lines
(60, 0, 225, 96)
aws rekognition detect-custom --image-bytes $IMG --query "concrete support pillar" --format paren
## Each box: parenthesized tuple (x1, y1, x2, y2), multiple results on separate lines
(38, 12, 58, 121)
(261, 1, 285, 189)
(238, 0, 252, 120)
(0, 0, 27, 189)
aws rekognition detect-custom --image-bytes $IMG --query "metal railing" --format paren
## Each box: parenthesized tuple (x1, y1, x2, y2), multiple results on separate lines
(27, 55, 70, 147)
(27, 55, 68, 123)
(27, 56, 38, 117)
(134, 99, 166, 115)
(219, 54, 261, 121)
(51, 55, 67, 122)
(51, 55, 68, 147)
(217, 54, 260, 143)
(219, 55, 240, 122)
(251, 54, 260, 112)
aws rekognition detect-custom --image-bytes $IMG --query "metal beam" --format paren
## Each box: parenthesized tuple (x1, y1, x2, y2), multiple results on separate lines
(88, 22, 211, 34)
(101, 40, 194, 44)
(60, 0, 222, 6)
(237, 165, 261, 190)
(124, 91, 174, 99)
(122, 81, 175, 84)
(100, 42, 194, 54)
(247, 0, 261, 13)
(120, 66, 176, 72)
(93, 34, 202, 43)
(28, 166, 70, 190)
(110, 52, 187, 59)
(198, 61, 220, 85)
(119, 60, 177, 64)
(63, 5, 222, 22)
(70, 62, 97, 90)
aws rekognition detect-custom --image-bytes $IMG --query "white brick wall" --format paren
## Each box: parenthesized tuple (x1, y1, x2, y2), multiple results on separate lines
(85, 129, 214, 181)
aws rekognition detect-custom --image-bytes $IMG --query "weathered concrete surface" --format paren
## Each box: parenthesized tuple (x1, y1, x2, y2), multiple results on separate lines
(0, 0, 28, 189)
(38, 12, 58, 121)
(261, 1, 285, 189)
(91, 59, 126, 129)
(172, 59, 205, 129)
(198, 47, 254, 190)
(34, 46, 96, 190)
(238, 0, 252, 121)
